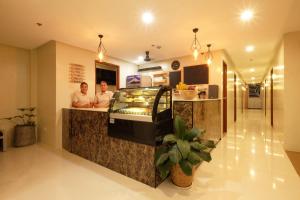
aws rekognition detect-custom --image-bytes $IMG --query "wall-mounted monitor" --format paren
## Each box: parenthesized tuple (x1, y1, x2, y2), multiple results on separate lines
(96, 68, 116, 85)
(183, 64, 209, 84)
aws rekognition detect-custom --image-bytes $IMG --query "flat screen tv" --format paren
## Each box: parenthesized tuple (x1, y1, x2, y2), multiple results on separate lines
(184, 64, 209, 84)
(96, 68, 116, 85)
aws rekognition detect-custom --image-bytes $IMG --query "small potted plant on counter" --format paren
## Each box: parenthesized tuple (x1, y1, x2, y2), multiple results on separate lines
(1, 107, 36, 147)
(155, 116, 215, 187)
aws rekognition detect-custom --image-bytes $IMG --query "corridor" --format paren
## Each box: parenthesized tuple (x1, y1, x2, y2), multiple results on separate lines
(1, 110, 299, 200)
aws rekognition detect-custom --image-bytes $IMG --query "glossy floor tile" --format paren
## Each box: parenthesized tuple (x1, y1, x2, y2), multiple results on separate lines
(0, 110, 300, 200)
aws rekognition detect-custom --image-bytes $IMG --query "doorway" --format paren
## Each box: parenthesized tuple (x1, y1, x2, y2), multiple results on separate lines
(265, 79, 267, 116)
(223, 61, 227, 133)
(234, 73, 237, 122)
(271, 68, 274, 126)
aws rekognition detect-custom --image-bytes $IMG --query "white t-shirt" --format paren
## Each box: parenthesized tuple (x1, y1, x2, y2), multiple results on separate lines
(72, 92, 93, 106)
(95, 91, 114, 108)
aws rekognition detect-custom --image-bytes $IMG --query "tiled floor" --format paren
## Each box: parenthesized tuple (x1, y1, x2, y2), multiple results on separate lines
(1, 110, 300, 200)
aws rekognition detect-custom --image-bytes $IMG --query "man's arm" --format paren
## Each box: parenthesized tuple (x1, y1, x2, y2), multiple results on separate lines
(72, 94, 91, 108)
(72, 102, 92, 108)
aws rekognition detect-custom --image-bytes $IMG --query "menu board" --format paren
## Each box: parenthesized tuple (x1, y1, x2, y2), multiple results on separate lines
(69, 64, 85, 83)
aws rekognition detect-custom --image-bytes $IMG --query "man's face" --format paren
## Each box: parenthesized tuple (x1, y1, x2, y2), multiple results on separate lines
(100, 82, 108, 93)
(80, 84, 88, 94)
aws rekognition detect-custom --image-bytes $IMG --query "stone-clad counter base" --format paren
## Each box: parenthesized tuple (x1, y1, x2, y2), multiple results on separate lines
(62, 109, 162, 187)
(173, 100, 222, 142)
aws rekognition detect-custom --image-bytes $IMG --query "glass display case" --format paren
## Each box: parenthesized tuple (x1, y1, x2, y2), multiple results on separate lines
(108, 86, 172, 146)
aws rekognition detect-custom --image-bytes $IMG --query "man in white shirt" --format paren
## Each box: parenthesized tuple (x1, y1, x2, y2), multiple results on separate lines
(94, 81, 114, 108)
(72, 82, 93, 108)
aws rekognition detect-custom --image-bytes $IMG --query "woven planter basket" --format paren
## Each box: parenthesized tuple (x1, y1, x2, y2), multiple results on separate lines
(171, 163, 196, 187)
(14, 125, 36, 147)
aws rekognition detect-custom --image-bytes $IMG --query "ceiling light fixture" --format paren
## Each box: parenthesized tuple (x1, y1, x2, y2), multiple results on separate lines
(250, 68, 255, 72)
(138, 56, 144, 62)
(206, 44, 213, 65)
(240, 9, 254, 22)
(134, 56, 144, 64)
(142, 12, 154, 24)
(97, 34, 106, 62)
(245, 45, 255, 52)
(251, 77, 255, 80)
(191, 28, 201, 61)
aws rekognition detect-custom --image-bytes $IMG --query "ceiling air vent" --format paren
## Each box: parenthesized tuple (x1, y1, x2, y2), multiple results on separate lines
(138, 66, 162, 72)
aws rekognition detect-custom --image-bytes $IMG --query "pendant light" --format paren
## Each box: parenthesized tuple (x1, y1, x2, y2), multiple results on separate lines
(97, 34, 106, 62)
(191, 28, 201, 60)
(206, 44, 213, 65)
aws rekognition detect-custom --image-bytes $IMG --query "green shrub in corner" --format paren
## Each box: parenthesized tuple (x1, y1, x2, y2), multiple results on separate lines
(155, 115, 215, 179)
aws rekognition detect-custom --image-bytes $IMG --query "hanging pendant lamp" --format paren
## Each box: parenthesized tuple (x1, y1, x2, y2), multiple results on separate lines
(97, 34, 106, 62)
(191, 28, 201, 60)
(206, 44, 213, 65)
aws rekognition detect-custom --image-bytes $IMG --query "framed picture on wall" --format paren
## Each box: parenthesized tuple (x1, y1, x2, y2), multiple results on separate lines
(249, 84, 261, 97)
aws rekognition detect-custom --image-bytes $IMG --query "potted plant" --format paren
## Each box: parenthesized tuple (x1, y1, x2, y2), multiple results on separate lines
(155, 116, 215, 187)
(1, 107, 36, 147)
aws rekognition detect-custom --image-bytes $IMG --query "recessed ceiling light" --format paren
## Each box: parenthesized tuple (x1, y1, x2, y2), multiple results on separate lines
(142, 12, 154, 24)
(240, 9, 254, 22)
(250, 68, 255, 72)
(245, 45, 255, 52)
(274, 65, 284, 70)
(251, 77, 255, 80)
(138, 56, 144, 61)
(133, 56, 144, 64)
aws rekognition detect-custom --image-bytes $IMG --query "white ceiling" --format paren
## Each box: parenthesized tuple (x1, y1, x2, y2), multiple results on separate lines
(0, 0, 300, 83)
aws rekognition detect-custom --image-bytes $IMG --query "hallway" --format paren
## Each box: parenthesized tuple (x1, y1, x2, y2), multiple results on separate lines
(1, 110, 299, 200)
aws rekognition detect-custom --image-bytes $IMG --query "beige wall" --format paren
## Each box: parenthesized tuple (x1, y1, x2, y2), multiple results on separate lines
(283, 32, 300, 152)
(55, 41, 137, 148)
(36, 41, 57, 147)
(272, 43, 284, 140)
(0, 44, 31, 146)
(226, 63, 245, 129)
(236, 77, 245, 120)
(265, 72, 272, 125)
(263, 42, 284, 140)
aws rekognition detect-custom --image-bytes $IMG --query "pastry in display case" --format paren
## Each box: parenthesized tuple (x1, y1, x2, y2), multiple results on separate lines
(108, 86, 172, 146)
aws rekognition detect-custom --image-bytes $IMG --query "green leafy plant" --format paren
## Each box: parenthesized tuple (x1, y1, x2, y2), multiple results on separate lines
(155, 116, 215, 179)
(1, 107, 36, 126)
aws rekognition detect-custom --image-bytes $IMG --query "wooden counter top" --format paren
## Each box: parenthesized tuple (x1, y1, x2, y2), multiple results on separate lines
(65, 107, 108, 112)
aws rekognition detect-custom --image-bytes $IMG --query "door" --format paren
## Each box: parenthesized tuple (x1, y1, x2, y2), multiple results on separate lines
(271, 69, 274, 126)
(265, 79, 267, 116)
(223, 61, 227, 133)
(234, 73, 237, 122)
